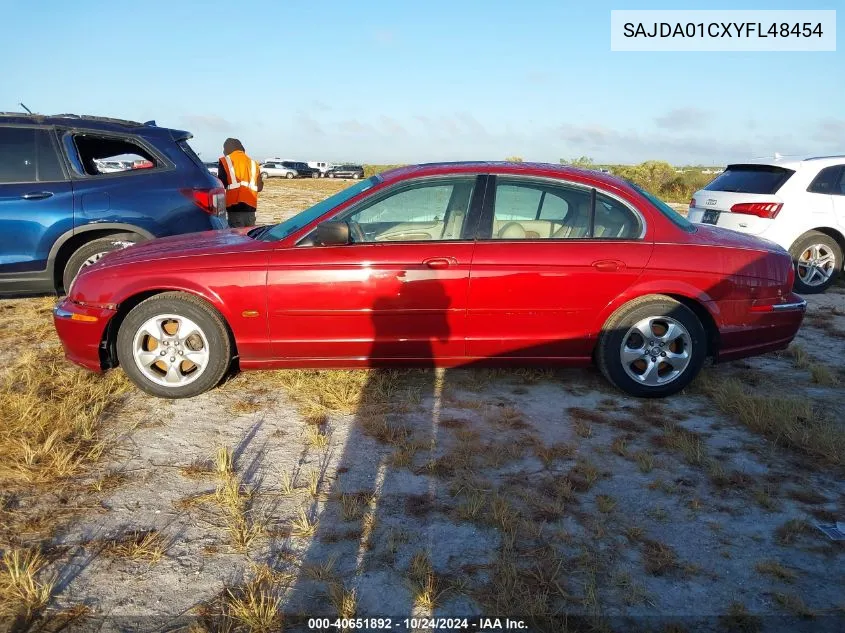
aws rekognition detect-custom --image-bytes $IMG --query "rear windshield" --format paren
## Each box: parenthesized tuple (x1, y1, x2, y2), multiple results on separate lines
(178, 140, 206, 170)
(631, 184, 696, 233)
(704, 164, 794, 194)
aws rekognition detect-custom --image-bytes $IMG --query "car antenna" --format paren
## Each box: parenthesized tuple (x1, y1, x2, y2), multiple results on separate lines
(19, 102, 33, 114)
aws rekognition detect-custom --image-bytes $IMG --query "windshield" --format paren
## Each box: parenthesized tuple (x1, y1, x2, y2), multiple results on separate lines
(632, 184, 696, 233)
(258, 176, 381, 241)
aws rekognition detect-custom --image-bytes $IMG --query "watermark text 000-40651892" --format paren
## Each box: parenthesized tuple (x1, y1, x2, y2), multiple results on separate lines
(611, 10, 836, 52)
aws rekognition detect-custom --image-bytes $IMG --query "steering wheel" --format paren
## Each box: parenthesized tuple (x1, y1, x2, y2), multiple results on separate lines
(348, 221, 366, 243)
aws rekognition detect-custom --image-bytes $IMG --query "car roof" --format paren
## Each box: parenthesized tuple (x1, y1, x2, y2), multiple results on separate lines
(727, 155, 845, 171)
(0, 112, 191, 139)
(379, 161, 633, 190)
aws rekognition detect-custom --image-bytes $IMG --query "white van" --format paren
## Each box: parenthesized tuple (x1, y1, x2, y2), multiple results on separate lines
(307, 161, 334, 176)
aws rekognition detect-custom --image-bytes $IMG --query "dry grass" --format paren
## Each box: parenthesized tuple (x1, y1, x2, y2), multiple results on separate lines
(0, 548, 54, 619)
(774, 518, 813, 546)
(641, 539, 681, 575)
(754, 559, 797, 582)
(633, 450, 655, 473)
(304, 424, 330, 450)
(328, 579, 357, 618)
(223, 571, 283, 632)
(785, 344, 810, 369)
(696, 372, 845, 465)
(101, 529, 168, 563)
(290, 508, 318, 538)
(720, 601, 762, 633)
(0, 300, 132, 489)
(810, 363, 839, 386)
(773, 591, 815, 618)
(407, 551, 446, 611)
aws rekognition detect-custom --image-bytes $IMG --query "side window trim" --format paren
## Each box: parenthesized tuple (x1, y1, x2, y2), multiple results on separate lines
(478, 175, 647, 241)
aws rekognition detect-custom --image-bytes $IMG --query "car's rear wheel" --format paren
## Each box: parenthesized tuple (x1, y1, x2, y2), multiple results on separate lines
(790, 231, 841, 294)
(352, 173, 360, 179)
(116, 292, 232, 399)
(286, 172, 294, 179)
(596, 295, 706, 398)
(63, 234, 142, 293)
(329, 173, 335, 178)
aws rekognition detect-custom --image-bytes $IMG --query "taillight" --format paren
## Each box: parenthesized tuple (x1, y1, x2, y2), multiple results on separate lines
(689, 197, 696, 209)
(182, 187, 226, 216)
(730, 202, 782, 219)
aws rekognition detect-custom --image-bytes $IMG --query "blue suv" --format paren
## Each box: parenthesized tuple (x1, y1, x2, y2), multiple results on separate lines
(0, 113, 228, 295)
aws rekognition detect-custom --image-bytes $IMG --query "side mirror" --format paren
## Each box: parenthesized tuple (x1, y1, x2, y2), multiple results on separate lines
(312, 221, 350, 246)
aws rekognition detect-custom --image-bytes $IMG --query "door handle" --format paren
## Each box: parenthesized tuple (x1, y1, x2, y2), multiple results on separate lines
(592, 259, 624, 272)
(21, 191, 54, 200)
(423, 257, 455, 269)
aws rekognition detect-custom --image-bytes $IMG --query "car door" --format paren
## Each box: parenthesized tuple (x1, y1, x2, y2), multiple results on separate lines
(0, 126, 73, 283)
(466, 175, 653, 360)
(266, 175, 483, 363)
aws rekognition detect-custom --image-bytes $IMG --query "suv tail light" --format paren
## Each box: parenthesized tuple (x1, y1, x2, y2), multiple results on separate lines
(730, 202, 783, 219)
(182, 187, 226, 216)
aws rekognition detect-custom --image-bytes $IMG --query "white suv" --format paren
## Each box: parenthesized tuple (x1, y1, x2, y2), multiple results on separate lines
(688, 156, 845, 293)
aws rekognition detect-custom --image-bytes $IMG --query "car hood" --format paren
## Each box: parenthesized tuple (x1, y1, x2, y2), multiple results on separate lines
(690, 224, 786, 254)
(93, 228, 260, 268)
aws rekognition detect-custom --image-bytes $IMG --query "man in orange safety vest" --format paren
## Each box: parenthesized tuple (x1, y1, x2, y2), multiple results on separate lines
(217, 138, 264, 228)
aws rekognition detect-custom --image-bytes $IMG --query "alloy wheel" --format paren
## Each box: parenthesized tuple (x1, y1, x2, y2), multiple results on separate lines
(620, 316, 692, 386)
(797, 243, 836, 287)
(132, 313, 210, 387)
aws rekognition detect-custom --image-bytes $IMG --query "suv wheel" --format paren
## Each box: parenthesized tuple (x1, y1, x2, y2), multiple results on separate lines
(352, 173, 360, 179)
(596, 295, 707, 398)
(260, 171, 269, 180)
(63, 234, 141, 292)
(790, 231, 841, 294)
(116, 292, 232, 398)
(286, 172, 294, 179)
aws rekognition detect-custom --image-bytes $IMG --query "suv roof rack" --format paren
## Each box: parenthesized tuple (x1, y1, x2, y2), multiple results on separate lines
(0, 112, 148, 127)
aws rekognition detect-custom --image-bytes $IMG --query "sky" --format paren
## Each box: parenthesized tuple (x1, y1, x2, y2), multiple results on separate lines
(1, 0, 842, 165)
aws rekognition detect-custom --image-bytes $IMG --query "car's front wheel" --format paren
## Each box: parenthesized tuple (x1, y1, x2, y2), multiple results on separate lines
(286, 172, 294, 179)
(260, 171, 269, 180)
(116, 292, 232, 399)
(790, 231, 841, 294)
(596, 295, 707, 398)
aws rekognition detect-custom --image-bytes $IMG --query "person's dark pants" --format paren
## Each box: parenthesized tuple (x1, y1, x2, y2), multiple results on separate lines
(227, 203, 256, 228)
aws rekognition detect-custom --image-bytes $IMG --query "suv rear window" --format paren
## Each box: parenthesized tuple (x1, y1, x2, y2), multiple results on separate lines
(72, 135, 160, 176)
(704, 164, 794, 194)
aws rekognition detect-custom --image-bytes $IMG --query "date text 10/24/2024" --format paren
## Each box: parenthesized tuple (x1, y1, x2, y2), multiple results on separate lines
(308, 618, 528, 630)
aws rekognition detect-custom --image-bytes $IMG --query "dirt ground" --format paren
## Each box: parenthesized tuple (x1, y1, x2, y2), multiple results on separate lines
(1, 179, 844, 633)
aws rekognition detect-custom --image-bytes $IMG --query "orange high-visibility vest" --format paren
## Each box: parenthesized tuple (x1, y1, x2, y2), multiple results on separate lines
(219, 150, 259, 208)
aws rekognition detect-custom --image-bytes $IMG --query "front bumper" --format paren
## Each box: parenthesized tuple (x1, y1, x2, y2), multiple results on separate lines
(53, 299, 115, 372)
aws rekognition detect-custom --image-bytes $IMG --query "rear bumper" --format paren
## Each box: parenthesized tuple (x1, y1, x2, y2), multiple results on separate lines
(53, 299, 114, 372)
(716, 294, 806, 363)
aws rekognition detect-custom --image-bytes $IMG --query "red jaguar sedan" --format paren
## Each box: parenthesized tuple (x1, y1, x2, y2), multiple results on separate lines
(54, 162, 806, 399)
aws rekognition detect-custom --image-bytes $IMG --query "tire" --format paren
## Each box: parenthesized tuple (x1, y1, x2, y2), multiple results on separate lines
(596, 295, 707, 398)
(352, 173, 360, 179)
(286, 172, 294, 179)
(63, 234, 142, 293)
(329, 173, 335, 178)
(261, 172, 269, 180)
(789, 231, 842, 294)
(116, 292, 232, 399)
(311, 172, 319, 178)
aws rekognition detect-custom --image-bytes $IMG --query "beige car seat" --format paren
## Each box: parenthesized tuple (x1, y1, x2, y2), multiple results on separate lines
(497, 221, 527, 239)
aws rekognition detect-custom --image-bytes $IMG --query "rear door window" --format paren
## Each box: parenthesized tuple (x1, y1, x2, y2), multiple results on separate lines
(704, 165, 794, 194)
(71, 134, 161, 176)
(807, 165, 845, 196)
(0, 127, 37, 183)
(0, 127, 64, 183)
